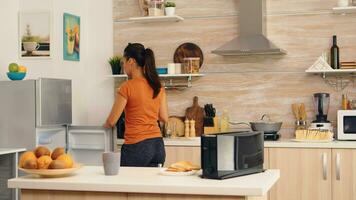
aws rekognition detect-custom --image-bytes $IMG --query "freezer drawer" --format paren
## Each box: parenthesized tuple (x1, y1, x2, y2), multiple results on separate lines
(36, 78, 72, 126)
(36, 127, 67, 150)
(68, 126, 115, 166)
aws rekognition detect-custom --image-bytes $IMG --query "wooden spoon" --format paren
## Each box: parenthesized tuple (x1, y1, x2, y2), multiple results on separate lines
(292, 103, 300, 120)
(299, 103, 307, 121)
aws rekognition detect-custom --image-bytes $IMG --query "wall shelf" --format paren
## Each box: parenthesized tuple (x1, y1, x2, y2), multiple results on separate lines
(333, 6, 356, 14)
(108, 74, 204, 90)
(306, 56, 356, 91)
(305, 68, 356, 75)
(128, 15, 184, 23)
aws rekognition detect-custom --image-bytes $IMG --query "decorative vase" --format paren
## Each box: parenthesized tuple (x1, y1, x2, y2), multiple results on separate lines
(165, 7, 176, 16)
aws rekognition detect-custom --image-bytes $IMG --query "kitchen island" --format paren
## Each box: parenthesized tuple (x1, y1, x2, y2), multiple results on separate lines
(8, 166, 280, 200)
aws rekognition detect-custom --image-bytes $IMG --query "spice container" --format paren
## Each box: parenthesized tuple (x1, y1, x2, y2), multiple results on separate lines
(183, 57, 200, 74)
(351, 100, 356, 110)
(342, 94, 348, 110)
(148, 0, 164, 16)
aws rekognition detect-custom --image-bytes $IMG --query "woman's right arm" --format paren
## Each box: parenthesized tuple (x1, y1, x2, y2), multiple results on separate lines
(158, 90, 169, 123)
(104, 93, 127, 128)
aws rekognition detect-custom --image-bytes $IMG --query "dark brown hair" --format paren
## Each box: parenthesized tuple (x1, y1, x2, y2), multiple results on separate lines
(124, 43, 161, 98)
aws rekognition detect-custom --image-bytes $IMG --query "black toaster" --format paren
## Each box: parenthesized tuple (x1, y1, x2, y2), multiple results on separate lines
(201, 131, 264, 179)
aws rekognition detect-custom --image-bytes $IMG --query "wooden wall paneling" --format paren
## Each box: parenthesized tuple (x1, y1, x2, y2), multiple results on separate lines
(113, 0, 356, 139)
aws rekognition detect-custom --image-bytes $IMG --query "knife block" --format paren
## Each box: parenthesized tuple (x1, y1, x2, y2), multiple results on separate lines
(203, 117, 219, 135)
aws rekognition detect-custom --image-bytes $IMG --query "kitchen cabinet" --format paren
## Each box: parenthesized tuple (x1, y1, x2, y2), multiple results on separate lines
(269, 148, 332, 200)
(332, 149, 356, 200)
(164, 146, 200, 167)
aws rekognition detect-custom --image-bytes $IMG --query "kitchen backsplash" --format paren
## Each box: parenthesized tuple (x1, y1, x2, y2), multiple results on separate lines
(113, 0, 356, 138)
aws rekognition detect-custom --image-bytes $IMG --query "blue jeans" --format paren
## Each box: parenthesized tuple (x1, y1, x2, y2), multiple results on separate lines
(120, 137, 165, 167)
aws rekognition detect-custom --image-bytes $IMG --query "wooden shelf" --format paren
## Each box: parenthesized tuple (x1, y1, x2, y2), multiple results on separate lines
(128, 15, 184, 23)
(333, 6, 356, 14)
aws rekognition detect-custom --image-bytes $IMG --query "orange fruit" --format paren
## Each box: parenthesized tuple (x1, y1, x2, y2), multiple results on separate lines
(19, 151, 37, 168)
(37, 155, 52, 169)
(56, 154, 74, 168)
(18, 66, 27, 73)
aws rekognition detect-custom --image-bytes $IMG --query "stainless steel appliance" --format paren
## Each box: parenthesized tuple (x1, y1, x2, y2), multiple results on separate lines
(201, 131, 264, 179)
(212, 0, 286, 56)
(310, 93, 333, 131)
(0, 78, 115, 165)
(337, 110, 356, 140)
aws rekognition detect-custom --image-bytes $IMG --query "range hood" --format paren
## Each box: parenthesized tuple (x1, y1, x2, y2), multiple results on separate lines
(212, 0, 286, 56)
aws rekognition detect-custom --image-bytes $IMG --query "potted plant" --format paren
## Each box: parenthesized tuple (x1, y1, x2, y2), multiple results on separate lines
(108, 55, 122, 75)
(165, 1, 176, 16)
(22, 25, 40, 53)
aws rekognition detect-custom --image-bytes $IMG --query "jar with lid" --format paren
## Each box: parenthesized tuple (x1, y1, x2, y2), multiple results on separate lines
(148, 0, 164, 16)
(183, 57, 200, 74)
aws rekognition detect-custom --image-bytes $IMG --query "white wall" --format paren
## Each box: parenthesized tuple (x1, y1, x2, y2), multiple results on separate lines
(0, 0, 114, 125)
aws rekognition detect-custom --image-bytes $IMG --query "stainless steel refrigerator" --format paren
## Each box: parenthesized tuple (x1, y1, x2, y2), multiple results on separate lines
(0, 78, 116, 166)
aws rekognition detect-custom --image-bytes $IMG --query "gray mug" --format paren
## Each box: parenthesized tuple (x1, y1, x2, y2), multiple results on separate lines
(102, 152, 120, 176)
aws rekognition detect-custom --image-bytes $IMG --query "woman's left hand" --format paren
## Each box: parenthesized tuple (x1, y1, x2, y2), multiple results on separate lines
(103, 121, 113, 129)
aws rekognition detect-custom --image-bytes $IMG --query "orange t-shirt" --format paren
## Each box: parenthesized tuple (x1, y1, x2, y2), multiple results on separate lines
(118, 77, 164, 144)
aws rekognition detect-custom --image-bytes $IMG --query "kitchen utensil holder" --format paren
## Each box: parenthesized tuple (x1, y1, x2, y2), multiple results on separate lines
(295, 120, 307, 130)
(204, 117, 219, 134)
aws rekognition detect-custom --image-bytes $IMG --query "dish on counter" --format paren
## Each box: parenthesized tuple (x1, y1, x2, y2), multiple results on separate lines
(290, 138, 334, 143)
(159, 161, 200, 176)
(19, 163, 82, 177)
(159, 168, 198, 176)
(295, 129, 333, 141)
(18, 146, 79, 177)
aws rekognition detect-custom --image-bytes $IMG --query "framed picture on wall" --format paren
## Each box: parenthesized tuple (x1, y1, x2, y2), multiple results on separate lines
(19, 11, 52, 59)
(63, 13, 80, 61)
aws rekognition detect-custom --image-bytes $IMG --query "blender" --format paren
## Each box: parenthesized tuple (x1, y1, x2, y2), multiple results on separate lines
(309, 93, 333, 131)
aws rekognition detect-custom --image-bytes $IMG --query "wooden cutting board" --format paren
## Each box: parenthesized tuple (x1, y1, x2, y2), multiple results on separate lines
(166, 116, 185, 137)
(185, 96, 204, 137)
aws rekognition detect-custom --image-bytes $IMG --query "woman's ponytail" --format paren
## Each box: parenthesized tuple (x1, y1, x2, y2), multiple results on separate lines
(123, 43, 162, 99)
(144, 48, 162, 98)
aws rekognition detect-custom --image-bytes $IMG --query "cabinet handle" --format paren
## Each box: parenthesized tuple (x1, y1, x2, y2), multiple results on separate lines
(322, 153, 327, 180)
(336, 153, 341, 181)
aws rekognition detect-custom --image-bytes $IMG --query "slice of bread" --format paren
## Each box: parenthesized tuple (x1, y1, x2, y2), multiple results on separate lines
(165, 161, 200, 172)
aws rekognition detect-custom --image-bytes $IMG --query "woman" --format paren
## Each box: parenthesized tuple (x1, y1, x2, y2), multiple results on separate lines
(104, 43, 169, 167)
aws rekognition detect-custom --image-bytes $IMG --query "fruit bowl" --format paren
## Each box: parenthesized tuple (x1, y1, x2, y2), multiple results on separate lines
(7, 72, 26, 81)
(19, 163, 82, 177)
